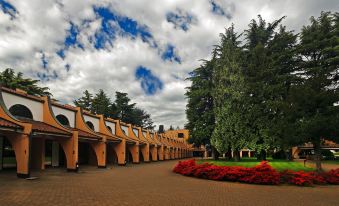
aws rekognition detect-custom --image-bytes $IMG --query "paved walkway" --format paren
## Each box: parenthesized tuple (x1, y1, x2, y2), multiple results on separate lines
(0, 160, 338, 206)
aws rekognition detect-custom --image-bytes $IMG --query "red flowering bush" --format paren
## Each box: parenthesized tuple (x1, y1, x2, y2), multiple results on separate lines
(238, 161, 281, 185)
(324, 168, 339, 184)
(173, 160, 339, 186)
(280, 170, 326, 186)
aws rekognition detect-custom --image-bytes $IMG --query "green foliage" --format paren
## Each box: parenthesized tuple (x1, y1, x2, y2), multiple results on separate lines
(74, 90, 154, 129)
(0, 68, 51, 96)
(186, 11, 339, 165)
(185, 58, 215, 146)
(74, 90, 93, 111)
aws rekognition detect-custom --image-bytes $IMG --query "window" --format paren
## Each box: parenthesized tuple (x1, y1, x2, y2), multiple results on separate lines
(86, 121, 94, 130)
(9, 104, 33, 119)
(56, 114, 70, 126)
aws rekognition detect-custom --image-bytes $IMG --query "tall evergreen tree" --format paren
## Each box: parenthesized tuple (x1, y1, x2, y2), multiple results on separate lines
(241, 16, 297, 160)
(185, 58, 215, 146)
(73, 90, 93, 111)
(292, 12, 339, 171)
(130, 107, 154, 130)
(211, 25, 248, 161)
(111, 91, 136, 123)
(91, 89, 112, 117)
(0, 68, 51, 96)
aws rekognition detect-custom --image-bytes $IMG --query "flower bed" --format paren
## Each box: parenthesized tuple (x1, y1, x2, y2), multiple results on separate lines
(173, 159, 339, 186)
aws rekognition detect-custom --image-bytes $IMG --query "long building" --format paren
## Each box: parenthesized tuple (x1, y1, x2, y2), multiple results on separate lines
(0, 87, 193, 178)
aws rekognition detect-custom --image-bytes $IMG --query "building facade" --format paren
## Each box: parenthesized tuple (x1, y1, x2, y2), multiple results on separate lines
(0, 87, 193, 178)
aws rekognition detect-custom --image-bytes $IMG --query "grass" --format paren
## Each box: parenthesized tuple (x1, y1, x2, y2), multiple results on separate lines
(197, 158, 314, 172)
(323, 160, 339, 165)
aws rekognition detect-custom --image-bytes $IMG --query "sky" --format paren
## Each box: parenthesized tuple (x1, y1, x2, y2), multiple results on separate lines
(0, 0, 338, 129)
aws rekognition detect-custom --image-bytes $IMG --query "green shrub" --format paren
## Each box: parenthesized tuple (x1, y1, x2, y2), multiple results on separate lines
(321, 150, 335, 160)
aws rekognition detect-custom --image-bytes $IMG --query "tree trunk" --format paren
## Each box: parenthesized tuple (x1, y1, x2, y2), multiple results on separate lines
(257, 149, 266, 161)
(261, 149, 267, 161)
(314, 140, 322, 172)
(225, 149, 232, 160)
(233, 150, 240, 162)
(212, 147, 220, 160)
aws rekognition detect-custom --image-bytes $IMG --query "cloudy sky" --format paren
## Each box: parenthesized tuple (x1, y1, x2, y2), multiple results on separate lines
(0, 0, 338, 129)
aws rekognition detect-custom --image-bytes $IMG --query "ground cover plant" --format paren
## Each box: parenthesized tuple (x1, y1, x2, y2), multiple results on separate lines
(198, 158, 314, 172)
(173, 159, 339, 186)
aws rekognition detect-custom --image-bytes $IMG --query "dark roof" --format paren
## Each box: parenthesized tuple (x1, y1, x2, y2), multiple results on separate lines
(51, 101, 77, 111)
(22, 119, 71, 136)
(83, 110, 99, 118)
(0, 117, 22, 129)
(99, 133, 121, 142)
(78, 129, 102, 140)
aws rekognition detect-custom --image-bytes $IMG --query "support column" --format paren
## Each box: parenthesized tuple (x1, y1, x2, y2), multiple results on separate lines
(157, 146, 164, 160)
(140, 144, 150, 162)
(8, 134, 30, 178)
(170, 148, 175, 159)
(150, 146, 157, 161)
(0, 136, 3, 171)
(60, 131, 78, 172)
(248, 150, 252, 158)
(240, 150, 243, 158)
(164, 147, 170, 160)
(129, 144, 139, 163)
(51, 141, 59, 167)
(91, 141, 106, 168)
(114, 139, 126, 166)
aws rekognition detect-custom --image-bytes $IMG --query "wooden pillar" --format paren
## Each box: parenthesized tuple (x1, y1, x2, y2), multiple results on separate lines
(240, 150, 243, 158)
(248, 150, 252, 158)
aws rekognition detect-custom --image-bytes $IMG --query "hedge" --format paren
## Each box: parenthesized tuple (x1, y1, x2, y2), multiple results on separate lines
(173, 159, 339, 186)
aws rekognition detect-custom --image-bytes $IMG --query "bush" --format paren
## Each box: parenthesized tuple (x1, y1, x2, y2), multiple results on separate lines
(321, 150, 335, 160)
(324, 168, 339, 184)
(272, 150, 287, 160)
(173, 160, 280, 185)
(173, 160, 339, 186)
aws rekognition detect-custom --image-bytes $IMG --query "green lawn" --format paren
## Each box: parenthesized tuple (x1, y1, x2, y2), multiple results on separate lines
(323, 160, 339, 165)
(198, 158, 314, 172)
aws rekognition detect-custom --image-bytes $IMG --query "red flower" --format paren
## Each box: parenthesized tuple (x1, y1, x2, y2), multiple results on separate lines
(173, 160, 338, 186)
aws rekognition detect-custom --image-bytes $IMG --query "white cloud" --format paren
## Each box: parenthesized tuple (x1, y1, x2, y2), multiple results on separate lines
(0, 0, 338, 129)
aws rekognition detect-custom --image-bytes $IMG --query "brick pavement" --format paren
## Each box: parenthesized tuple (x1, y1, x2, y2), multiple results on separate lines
(0, 160, 338, 206)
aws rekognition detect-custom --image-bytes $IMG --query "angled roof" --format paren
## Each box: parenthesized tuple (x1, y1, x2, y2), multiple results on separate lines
(78, 129, 102, 140)
(23, 119, 71, 136)
(0, 117, 22, 130)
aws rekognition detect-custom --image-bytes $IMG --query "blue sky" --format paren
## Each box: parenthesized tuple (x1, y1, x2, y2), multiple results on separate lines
(0, 0, 338, 128)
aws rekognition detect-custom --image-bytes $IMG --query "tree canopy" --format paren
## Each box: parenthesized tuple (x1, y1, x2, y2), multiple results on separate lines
(185, 11, 339, 169)
(74, 90, 155, 129)
(0, 68, 51, 96)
